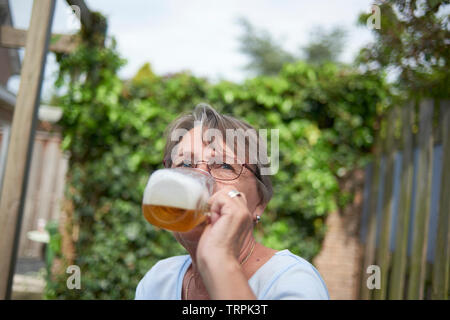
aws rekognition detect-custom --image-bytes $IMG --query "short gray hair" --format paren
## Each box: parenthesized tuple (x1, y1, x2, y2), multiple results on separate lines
(162, 103, 273, 205)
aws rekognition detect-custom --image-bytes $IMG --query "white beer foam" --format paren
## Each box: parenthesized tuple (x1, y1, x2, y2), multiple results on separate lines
(143, 169, 205, 210)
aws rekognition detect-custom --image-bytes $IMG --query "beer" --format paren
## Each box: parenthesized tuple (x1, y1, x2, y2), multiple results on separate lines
(142, 168, 214, 232)
(142, 204, 208, 232)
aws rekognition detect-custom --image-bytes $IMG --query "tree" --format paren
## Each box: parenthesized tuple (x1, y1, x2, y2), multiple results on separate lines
(300, 26, 347, 65)
(237, 18, 347, 76)
(237, 17, 296, 76)
(357, 0, 449, 98)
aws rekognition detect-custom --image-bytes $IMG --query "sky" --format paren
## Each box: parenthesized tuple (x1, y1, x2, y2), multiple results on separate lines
(8, 0, 376, 101)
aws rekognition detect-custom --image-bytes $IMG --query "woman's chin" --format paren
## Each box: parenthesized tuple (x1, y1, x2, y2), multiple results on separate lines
(173, 220, 208, 242)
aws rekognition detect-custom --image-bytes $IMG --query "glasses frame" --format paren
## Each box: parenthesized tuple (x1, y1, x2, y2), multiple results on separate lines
(163, 159, 262, 182)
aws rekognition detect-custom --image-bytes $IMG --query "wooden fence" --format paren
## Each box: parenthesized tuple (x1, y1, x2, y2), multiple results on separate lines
(0, 127, 68, 259)
(358, 99, 449, 300)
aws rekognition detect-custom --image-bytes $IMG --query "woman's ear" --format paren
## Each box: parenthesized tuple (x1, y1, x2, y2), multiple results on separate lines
(253, 200, 267, 220)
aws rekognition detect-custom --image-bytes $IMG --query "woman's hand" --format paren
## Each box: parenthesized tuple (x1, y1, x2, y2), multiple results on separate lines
(196, 186, 254, 266)
(194, 186, 257, 299)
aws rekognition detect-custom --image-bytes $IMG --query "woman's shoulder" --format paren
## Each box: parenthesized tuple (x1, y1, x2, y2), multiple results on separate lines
(151, 254, 190, 271)
(251, 249, 330, 300)
(257, 249, 318, 274)
(135, 254, 190, 299)
(271, 249, 319, 269)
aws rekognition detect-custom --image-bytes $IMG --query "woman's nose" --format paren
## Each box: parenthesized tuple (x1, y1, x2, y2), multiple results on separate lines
(196, 162, 209, 172)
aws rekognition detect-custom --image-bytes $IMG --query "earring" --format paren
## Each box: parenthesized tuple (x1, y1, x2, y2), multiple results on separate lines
(256, 215, 261, 224)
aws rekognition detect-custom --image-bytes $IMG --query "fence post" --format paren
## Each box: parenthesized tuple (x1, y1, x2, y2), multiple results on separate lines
(407, 99, 434, 299)
(389, 103, 415, 299)
(359, 131, 385, 300)
(374, 107, 399, 299)
(431, 100, 449, 299)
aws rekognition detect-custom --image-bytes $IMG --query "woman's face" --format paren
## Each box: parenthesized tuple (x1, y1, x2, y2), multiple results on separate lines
(171, 126, 265, 243)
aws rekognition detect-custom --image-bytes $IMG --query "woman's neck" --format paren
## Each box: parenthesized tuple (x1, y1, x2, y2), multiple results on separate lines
(179, 233, 256, 276)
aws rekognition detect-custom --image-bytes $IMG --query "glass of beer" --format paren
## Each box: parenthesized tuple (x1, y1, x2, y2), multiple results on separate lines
(142, 168, 215, 232)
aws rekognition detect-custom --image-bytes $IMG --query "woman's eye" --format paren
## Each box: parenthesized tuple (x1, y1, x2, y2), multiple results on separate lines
(175, 161, 192, 168)
(221, 163, 233, 170)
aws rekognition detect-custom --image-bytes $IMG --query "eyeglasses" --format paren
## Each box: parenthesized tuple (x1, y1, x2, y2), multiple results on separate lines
(163, 159, 261, 182)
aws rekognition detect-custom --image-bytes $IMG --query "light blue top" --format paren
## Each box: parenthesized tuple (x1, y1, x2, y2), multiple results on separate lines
(135, 249, 330, 300)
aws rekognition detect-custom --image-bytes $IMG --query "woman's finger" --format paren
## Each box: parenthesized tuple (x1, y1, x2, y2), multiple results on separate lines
(209, 187, 247, 206)
(210, 211, 220, 224)
(209, 196, 225, 215)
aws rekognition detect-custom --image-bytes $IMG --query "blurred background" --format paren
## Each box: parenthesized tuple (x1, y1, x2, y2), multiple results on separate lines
(0, 0, 448, 300)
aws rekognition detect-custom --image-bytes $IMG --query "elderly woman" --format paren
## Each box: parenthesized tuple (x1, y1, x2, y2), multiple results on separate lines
(135, 103, 329, 300)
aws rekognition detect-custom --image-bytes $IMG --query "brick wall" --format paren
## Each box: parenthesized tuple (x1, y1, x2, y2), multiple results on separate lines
(313, 169, 365, 300)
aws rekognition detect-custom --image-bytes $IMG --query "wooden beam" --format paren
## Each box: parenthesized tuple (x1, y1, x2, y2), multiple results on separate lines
(407, 99, 434, 299)
(431, 100, 450, 299)
(0, 26, 78, 53)
(389, 103, 415, 300)
(0, 0, 56, 299)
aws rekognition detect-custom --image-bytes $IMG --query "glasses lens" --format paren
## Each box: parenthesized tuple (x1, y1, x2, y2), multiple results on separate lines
(172, 158, 193, 168)
(209, 163, 242, 180)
